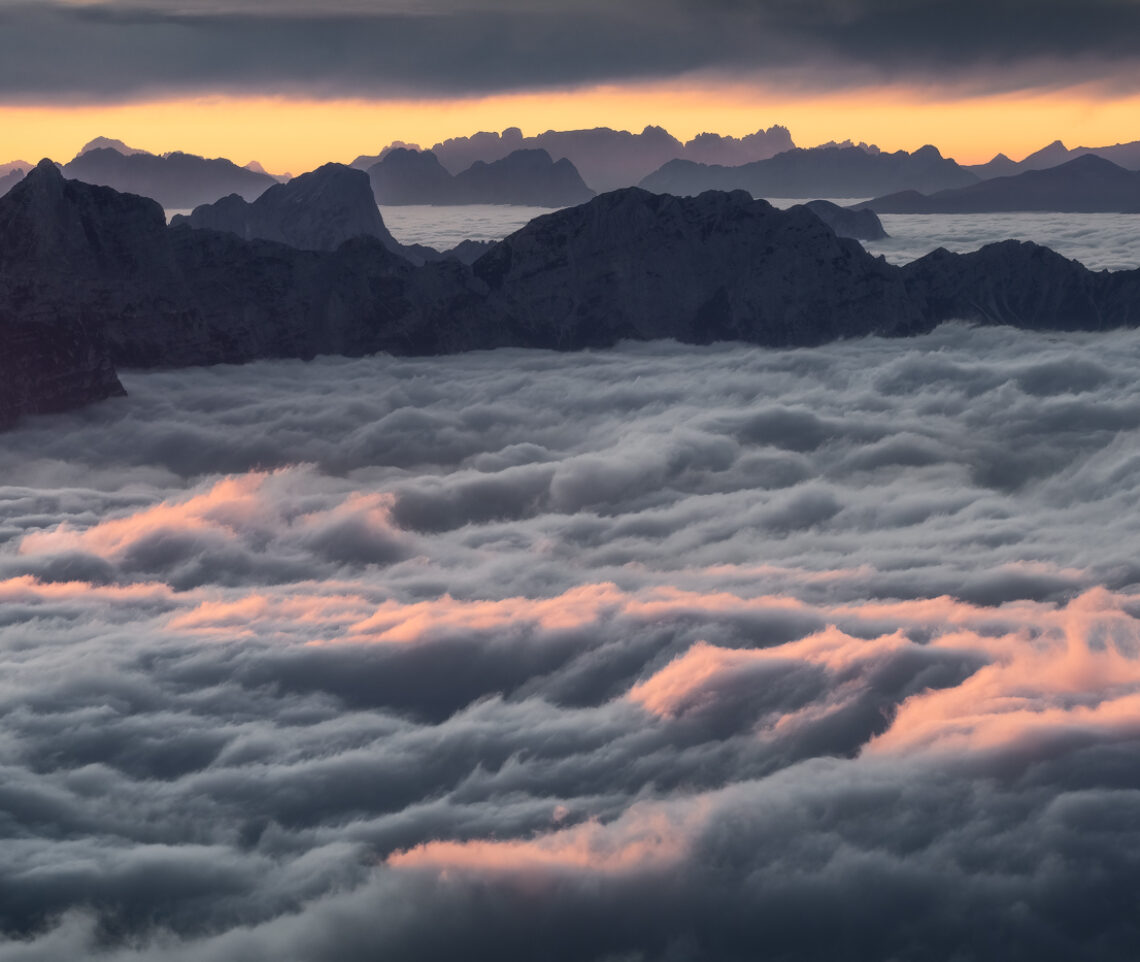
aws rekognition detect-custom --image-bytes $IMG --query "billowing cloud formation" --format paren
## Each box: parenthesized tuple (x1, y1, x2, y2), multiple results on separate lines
(2, 0, 1140, 102)
(1, 323, 1140, 959)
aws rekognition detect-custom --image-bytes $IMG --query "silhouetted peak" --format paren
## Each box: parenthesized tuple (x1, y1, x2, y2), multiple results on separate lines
(77, 136, 148, 159)
(911, 145, 944, 160)
(1060, 152, 1121, 170)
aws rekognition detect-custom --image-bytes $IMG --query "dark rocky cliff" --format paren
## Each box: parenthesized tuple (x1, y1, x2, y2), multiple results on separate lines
(171, 164, 403, 252)
(473, 188, 920, 348)
(3, 162, 1140, 427)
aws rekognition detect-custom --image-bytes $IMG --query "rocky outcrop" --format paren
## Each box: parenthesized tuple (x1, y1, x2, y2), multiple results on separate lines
(0, 161, 503, 426)
(473, 188, 921, 348)
(4, 162, 1140, 426)
(63, 147, 277, 208)
(640, 145, 979, 199)
(860, 155, 1140, 214)
(367, 148, 594, 207)
(799, 200, 887, 241)
(0, 159, 147, 423)
(171, 164, 401, 252)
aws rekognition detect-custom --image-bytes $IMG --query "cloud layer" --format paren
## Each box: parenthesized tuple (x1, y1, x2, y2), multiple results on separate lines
(2, 0, 1140, 102)
(1, 322, 1139, 958)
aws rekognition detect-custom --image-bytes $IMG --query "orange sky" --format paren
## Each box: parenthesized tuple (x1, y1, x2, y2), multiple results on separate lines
(4, 79, 1140, 174)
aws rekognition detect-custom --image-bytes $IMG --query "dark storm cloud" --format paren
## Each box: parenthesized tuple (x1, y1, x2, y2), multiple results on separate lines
(2, 321, 1140, 958)
(1, 0, 1140, 102)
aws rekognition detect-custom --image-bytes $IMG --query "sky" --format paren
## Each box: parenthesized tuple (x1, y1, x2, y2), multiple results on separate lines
(2, 0, 1140, 170)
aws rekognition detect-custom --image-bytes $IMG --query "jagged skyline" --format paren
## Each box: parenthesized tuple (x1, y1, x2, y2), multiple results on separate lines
(2, 0, 1140, 171)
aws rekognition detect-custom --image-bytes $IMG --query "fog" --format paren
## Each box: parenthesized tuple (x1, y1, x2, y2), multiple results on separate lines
(1, 319, 1139, 959)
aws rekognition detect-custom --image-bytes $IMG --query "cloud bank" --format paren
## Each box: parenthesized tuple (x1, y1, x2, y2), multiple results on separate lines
(2, 0, 1140, 102)
(1, 323, 1139, 958)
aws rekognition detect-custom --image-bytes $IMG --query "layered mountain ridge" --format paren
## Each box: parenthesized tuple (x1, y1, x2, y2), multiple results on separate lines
(3, 161, 1139, 427)
(367, 148, 594, 207)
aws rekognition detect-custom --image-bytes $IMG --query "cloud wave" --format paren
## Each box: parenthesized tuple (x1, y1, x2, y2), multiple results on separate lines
(1, 324, 1139, 958)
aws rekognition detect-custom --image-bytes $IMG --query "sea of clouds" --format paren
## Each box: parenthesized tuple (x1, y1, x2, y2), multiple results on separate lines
(2, 319, 1139, 959)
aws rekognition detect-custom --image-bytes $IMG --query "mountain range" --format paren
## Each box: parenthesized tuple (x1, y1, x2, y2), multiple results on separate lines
(969, 138, 1140, 178)
(860, 155, 1140, 214)
(639, 145, 980, 199)
(4, 161, 1138, 428)
(62, 146, 280, 209)
(367, 148, 594, 207)
(354, 125, 796, 193)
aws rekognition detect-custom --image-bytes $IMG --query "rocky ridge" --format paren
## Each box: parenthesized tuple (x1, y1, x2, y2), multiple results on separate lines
(859, 155, 1140, 214)
(640, 145, 979, 199)
(3, 161, 1139, 426)
(63, 147, 278, 209)
(171, 164, 403, 252)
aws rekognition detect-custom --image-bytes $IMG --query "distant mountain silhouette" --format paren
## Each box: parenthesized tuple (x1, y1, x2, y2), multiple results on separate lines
(859, 155, 1140, 213)
(357, 125, 795, 192)
(0, 169, 25, 198)
(368, 148, 455, 204)
(367, 148, 594, 206)
(63, 147, 278, 208)
(451, 150, 594, 206)
(0, 160, 31, 178)
(5, 162, 1140, 425)
(77, 136, 150, 157)
(968, 152, 1021, 179)
(640, 145, 978, 199)
(970, 138, 1140, 177)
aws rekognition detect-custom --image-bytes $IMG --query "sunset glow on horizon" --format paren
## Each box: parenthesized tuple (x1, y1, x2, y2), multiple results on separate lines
(5, 78, 1140, 173)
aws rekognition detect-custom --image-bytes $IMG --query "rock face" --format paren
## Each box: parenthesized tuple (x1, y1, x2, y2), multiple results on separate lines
(63, 147, 277, 208)
(0, 160, 148, 423)
(367, 148, 594, 206)
(4, 162, 1140, 426)
(902, 242, 1140, 331)
(171, 163, 401, 252)
(640, 145, 979, 199)
(473, 188, 921, 348)
(860, 155, 1140, 213)
(799, 200, 887, 241)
